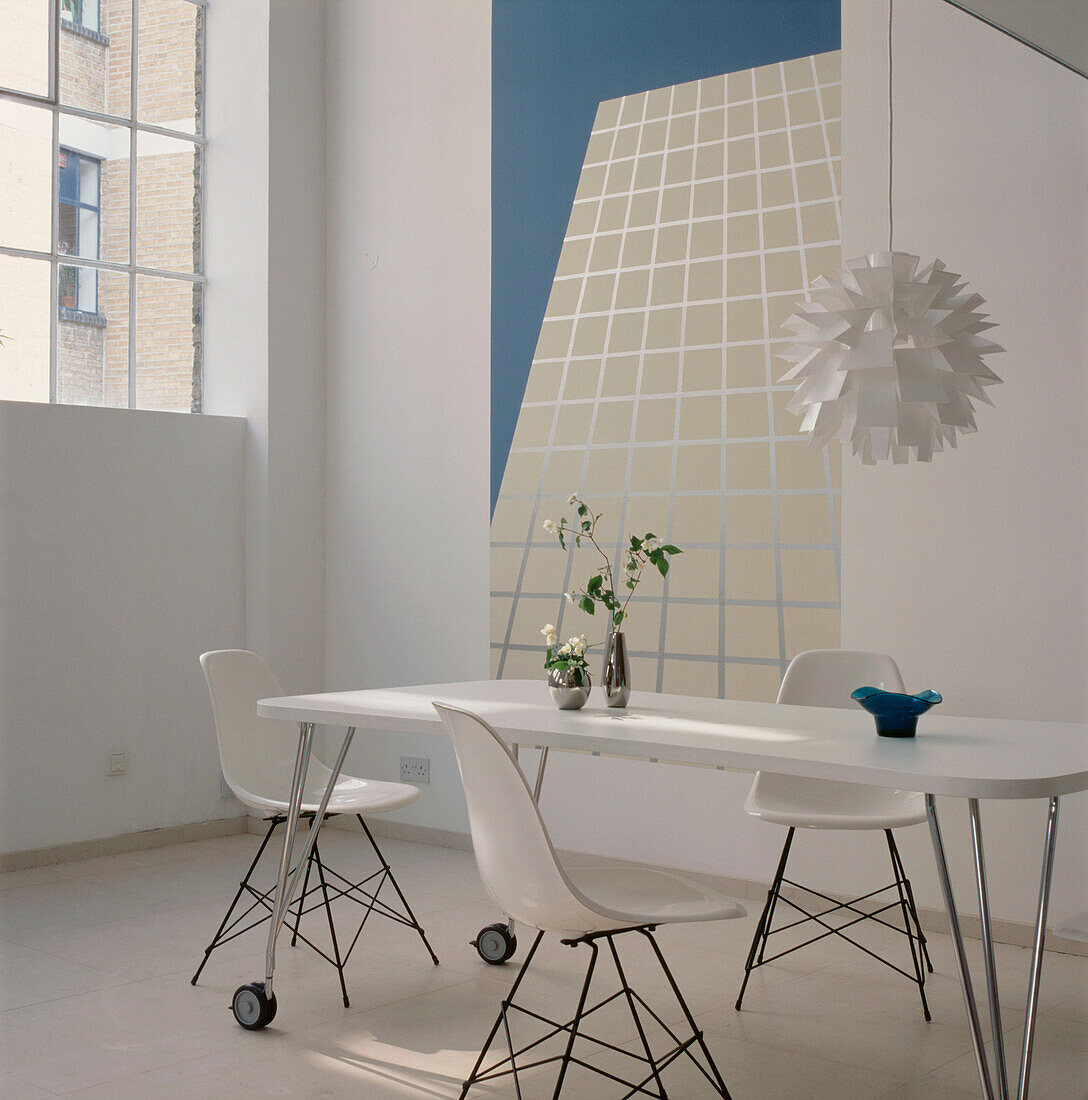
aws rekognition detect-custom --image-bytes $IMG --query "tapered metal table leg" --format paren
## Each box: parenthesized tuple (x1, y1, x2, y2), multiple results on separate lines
(927, 794, 996, 1100)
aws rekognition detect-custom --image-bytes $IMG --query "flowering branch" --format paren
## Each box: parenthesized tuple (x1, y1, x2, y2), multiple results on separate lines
(543, 494, 681, 630)
(540, 624, 590, 685)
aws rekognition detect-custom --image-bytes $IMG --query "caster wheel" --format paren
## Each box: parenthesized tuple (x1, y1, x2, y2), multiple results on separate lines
(232, 981, 277, 1030)
(472, 922, 517, 965)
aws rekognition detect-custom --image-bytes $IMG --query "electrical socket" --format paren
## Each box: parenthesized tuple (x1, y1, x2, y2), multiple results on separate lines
(400, 756, 429, 784)
(106, 751, 127, 777)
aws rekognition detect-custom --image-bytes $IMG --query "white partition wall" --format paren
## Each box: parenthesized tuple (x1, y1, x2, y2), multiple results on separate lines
(839, 0, 1088, 925)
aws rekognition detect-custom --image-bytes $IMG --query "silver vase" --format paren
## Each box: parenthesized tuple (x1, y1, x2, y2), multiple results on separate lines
(602, 630, 630, 708)
(547, 666, 591, 710)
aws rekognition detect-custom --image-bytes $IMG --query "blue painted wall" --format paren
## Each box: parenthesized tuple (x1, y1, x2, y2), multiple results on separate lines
(491, 0, 841, 512)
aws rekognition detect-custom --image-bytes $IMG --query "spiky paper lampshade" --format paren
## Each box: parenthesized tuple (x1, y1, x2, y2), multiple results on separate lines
(779, 251, 1004, 464)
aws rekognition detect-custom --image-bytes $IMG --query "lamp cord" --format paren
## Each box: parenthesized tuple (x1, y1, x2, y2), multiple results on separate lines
(888, 0, 894, 253)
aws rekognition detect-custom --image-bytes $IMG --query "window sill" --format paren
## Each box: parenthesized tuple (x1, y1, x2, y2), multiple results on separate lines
(60, 20, 110, 46)
(59, 306, 107, 328)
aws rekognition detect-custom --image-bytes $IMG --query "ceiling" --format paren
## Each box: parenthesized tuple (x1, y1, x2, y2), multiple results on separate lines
(945, 0, 1088, 79)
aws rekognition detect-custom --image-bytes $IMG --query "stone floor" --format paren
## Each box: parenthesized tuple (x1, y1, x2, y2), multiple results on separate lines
(2, 828, 1086, 1097)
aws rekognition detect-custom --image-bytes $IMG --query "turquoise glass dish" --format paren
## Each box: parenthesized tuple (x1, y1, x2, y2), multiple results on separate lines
(851, 686, 942, 738)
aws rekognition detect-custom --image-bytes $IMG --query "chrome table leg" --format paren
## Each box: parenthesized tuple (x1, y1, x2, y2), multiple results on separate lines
(1018, 797, 1059, 1100)
(926, 794, 996, 1100)
(928, 794, 1062, 1100)
(532, 745, 550, 803)
(263, 723, 356, 997)
(969, 799, 1009, 1100)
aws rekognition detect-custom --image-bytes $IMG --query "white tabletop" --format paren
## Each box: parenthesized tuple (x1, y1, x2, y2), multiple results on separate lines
(257, 679, 1088, 800)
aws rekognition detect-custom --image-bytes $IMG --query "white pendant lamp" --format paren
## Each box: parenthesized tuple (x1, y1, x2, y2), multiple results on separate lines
(780, 0, 1004, 464)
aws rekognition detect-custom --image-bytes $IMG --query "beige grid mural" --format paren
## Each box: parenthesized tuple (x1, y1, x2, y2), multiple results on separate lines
(491, 52, 842, 702)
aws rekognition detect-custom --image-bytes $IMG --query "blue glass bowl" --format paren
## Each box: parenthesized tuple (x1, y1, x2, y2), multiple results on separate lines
(851, 686, 942, 738)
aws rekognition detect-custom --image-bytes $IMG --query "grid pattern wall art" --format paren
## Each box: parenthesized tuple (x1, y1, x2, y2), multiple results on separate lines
(491, 52, 842, 703)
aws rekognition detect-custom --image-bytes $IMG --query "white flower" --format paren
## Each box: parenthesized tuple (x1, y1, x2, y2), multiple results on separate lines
(541, 623, 558, 647)
(567, 493, 579, 506)
(570, 635, 586, 657)
(542, 518, 556, 533)
(558, 644, 571, 657)
(565, 591, 577, 605)
(644, 536, 663, 552)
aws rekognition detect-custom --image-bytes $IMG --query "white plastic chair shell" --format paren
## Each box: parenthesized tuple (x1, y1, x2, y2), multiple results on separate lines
(745, 650, 927, 831)
(200, 650, 420, 817)
(435, 702, 745, 938)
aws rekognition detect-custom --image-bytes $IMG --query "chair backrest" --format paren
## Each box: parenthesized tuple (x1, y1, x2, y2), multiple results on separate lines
(777, 649, 905, 709)
(199, 649, 331, 807)
(434, 703, 589, 931)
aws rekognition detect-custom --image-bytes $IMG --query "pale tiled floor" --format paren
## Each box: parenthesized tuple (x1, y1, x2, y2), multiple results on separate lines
(2, 830, 1086, 1098)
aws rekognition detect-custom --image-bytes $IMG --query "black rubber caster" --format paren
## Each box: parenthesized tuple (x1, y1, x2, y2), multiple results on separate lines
(472, 922, 517, 964)
(232, 981, 277, 1030)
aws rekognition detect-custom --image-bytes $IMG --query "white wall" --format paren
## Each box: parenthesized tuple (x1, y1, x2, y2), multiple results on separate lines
(0, 0, 329, 856)
(323, 0, 491, 830)
(0, 402, 246, 852)
(205, 0, 327, 693)
(839, 0, 1088, 924)
(321, 0, 1088, 934)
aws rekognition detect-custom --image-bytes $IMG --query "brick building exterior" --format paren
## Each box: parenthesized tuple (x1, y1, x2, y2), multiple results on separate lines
(0, 0, 202, 411)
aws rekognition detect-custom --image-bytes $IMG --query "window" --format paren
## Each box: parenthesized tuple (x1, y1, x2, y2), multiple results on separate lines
(58, 148, 101, 314)
(60, 0, 100, 35)
(0, 0, 206, 411)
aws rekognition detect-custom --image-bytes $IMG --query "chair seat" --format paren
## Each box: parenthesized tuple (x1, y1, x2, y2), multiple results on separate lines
(231, 773, 421, 817)
(745, 772, 927, 830)
(565, 866, 745, 931)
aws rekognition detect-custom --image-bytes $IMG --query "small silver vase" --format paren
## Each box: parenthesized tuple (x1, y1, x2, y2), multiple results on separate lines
(547, 667, 591, 710)
(602, 630, 630, 708)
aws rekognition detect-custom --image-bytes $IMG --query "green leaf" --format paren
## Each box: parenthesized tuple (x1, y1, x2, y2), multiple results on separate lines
(629, 535, 643, 550)
(579, 597, 595, 614)
(588, 574, 603, 594)
(558, 531, 566, 550)
(577, 503, 588, 517)
(656, 557, 669, 577)
(626, 579, 635, 589)
(662, 544, 681, 555)
(613, 610, 625, 627)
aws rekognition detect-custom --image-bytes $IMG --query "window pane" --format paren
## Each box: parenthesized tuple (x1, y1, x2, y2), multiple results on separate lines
(0, 99, 52, 253)
(136, 131, 199, 273)
(137, 0, 201, 135)
(0, 0, 51, 99)
(0, 254, 51, 403)
(59, 0, 131, 118)
(57, 264, 129, 406)
(59, 113, 130, 264)
(135, 274, 198, 411)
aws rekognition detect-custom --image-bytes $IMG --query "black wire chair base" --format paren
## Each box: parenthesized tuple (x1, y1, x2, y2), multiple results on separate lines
(461, 925, 731, 1099)
(191, 812, 438, 1006)
(735, 827, 933, 1020)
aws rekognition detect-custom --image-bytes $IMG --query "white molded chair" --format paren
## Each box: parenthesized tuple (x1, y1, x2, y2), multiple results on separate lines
(192, 650, 438, 1006)
(735, 650, 933, 1019)
(435, 702, 745, 1099)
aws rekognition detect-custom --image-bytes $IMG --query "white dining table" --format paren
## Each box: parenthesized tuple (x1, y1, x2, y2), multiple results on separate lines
(253, 679, 1088, 1100)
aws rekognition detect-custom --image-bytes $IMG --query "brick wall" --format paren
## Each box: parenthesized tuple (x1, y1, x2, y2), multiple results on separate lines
(57, 321, 106, 404)
(59, 23, 107, 114)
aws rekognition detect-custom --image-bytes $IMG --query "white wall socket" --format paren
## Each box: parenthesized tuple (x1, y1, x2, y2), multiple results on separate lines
(106, 752, 127, 777)
(400, 756, 429, 783)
